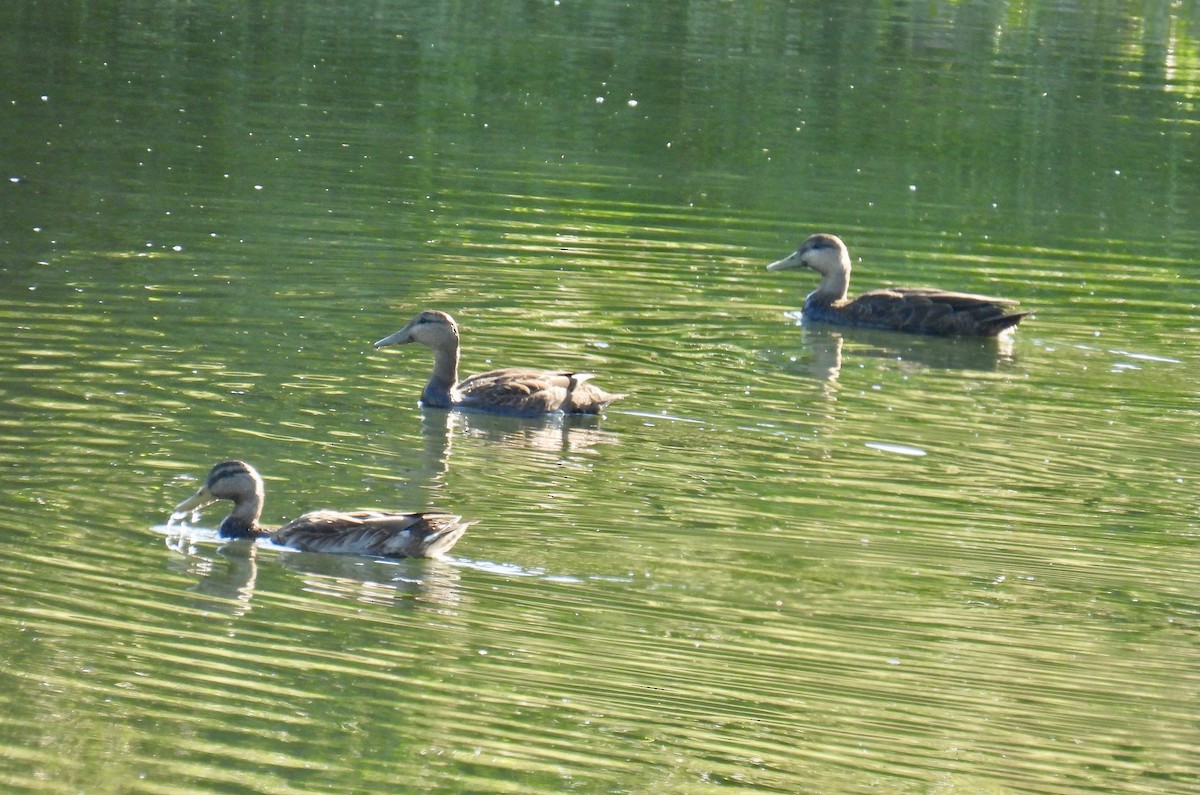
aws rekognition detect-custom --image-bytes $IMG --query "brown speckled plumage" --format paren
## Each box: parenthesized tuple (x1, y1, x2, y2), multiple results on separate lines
(172, 460, 470, 558)
(373, 310, 625, 416)
(767, 234, 1031, 337)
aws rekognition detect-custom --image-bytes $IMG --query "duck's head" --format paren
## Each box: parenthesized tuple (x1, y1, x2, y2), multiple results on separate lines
(374, 309, 460, 351)
(173, 460, 265, 537)
(766, 233, 851, 278)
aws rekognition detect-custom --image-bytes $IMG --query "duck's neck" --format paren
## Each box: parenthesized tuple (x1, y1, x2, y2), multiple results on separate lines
(219, 497, 265, 540)
(806, 267, 851, 307)
(421, 345, 460, 409)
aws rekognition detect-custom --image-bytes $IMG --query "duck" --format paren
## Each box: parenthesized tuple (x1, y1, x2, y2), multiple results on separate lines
(766, 233, 1031, 336)
(171, 460, 471, 558)
(373, 310, 626, 417)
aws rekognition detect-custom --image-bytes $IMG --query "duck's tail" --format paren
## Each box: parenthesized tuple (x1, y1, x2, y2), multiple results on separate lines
(565, 373, 627, 414)
(982, 310, 1033, 337)
(420, 514, 476, 558)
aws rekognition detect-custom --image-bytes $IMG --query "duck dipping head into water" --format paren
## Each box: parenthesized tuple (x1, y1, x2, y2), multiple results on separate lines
(172, 460, 471, 558)
(766, 233, 1031, 337)
(373, 309, 626, 417)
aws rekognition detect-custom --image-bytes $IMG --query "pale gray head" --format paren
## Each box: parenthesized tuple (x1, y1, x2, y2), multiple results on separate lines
(766, 233, 851, 277)
(374, 310, 460, 351)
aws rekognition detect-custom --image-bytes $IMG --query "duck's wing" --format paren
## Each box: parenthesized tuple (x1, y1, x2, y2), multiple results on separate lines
(271, 510, 472, 558)
(848, 288, 1031, 336)
(455, 368, 577, 415)
(887, 287, 1021, 307)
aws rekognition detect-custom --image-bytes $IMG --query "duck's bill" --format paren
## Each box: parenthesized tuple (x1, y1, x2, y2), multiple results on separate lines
(373, 328, 412, 348)
(766, 251, 804, 271)
(173, 485, 215, 516)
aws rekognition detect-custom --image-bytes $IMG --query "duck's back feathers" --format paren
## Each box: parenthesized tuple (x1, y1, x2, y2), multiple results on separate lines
(272, 509, 472, 558)
(453, 368, 624, 416)
(825, 287, 1032, 337)
(456, 368, 577, 416)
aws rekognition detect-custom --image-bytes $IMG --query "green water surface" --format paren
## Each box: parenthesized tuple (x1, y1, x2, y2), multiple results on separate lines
(1, 2, 1198, 794)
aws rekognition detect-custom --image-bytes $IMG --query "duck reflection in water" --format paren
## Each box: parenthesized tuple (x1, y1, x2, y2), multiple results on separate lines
(432, 405, 623, 456)
(275, 552, 465, 611)
(373, 310, 626, 416)
(163, 537, 259, 616)
(164, 530, 464, 613)
(780, 322, 1018, 388)
(767, 234, 1031, 337)
(171, 460, 473, 559)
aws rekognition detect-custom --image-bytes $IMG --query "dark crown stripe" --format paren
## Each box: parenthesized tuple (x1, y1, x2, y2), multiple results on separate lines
(207, 460, 252, 487)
